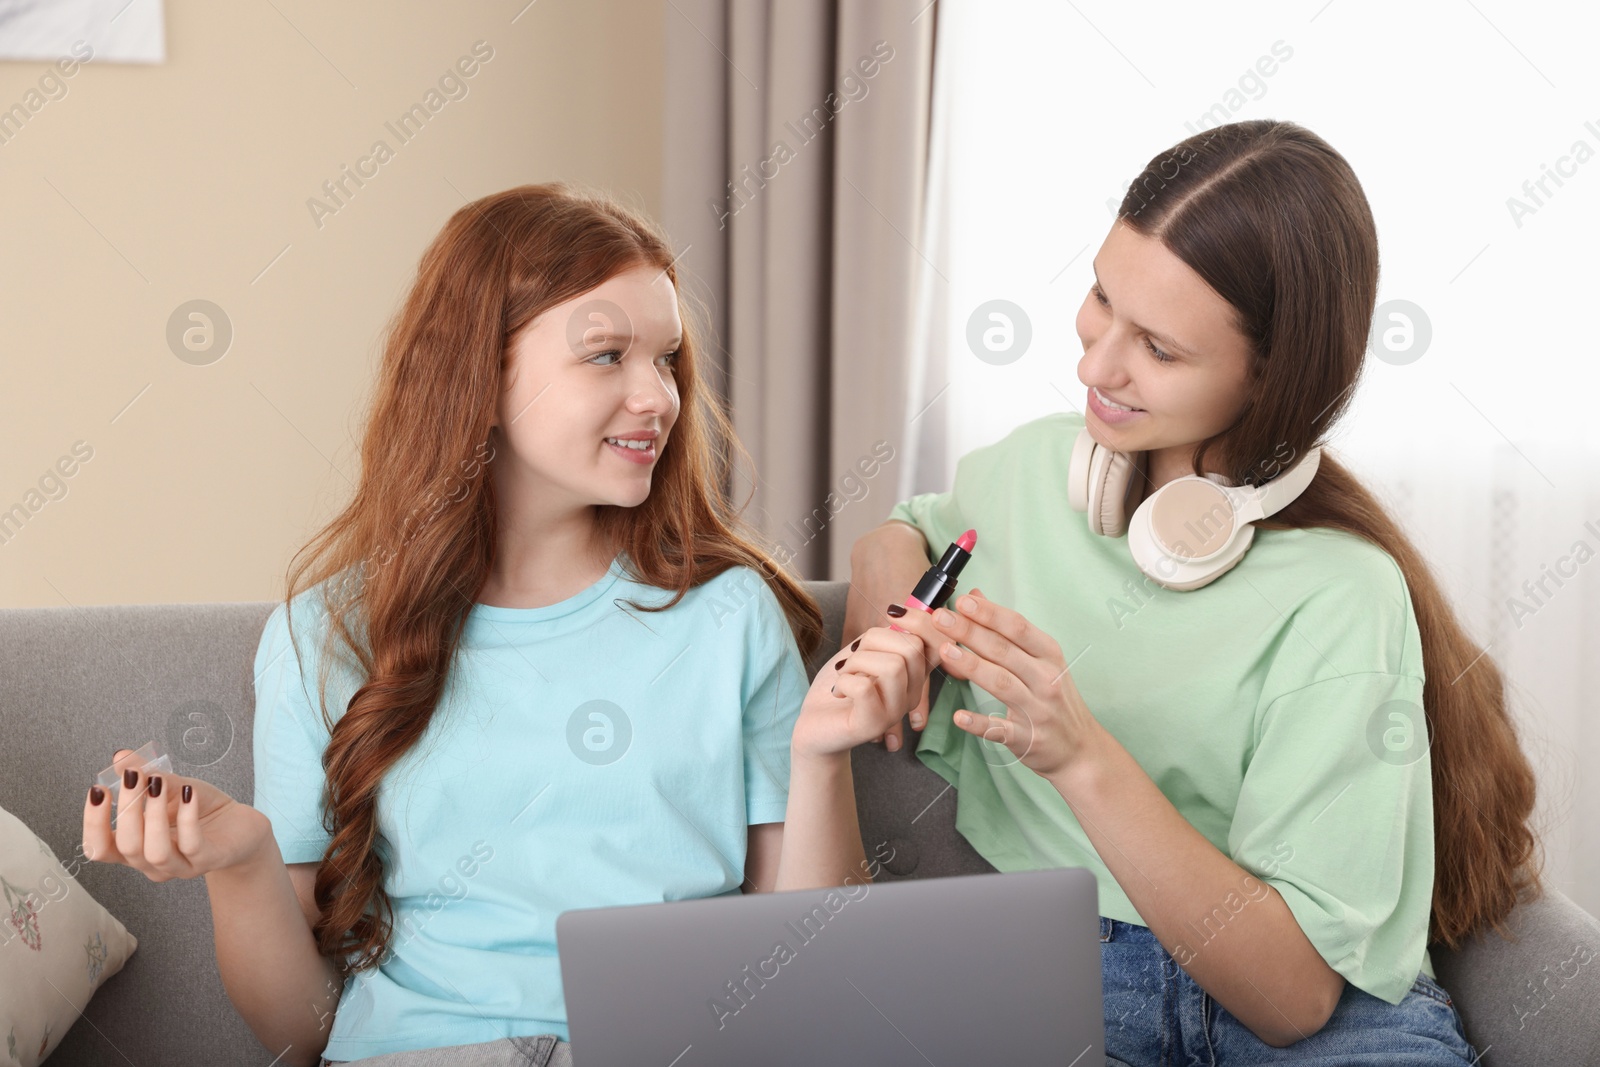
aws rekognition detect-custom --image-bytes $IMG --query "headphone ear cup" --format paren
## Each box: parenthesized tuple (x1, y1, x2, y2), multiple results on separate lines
(1090, 447, 1138, 537)
(1069, 427, 1148, 538)
(1128, 502, 1256, 591)
(1121, 449, 1151, 522)
(1068, 428, 1095, 515)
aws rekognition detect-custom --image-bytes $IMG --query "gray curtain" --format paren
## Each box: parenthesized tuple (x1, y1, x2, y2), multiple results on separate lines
(662, 0, 937, 580)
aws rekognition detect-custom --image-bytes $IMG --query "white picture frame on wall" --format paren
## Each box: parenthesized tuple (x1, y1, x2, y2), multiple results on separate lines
(0, 0, 165, 64)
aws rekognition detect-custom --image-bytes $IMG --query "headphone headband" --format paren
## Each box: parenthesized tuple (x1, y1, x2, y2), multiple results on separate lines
(1068, 427, 1321, 591)
(1235, 446, 1321, 524)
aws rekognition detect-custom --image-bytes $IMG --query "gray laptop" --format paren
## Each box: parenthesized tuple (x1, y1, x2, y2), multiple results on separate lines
(556, 867, 1104, 1066)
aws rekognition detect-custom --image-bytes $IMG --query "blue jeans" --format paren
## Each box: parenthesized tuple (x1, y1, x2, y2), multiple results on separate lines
(1100, 917, 1479, 1066)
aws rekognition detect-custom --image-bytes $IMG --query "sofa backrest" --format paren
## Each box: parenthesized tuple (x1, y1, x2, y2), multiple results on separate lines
(3, 600, 278, 1065)
(2, 585, 1596, 1066)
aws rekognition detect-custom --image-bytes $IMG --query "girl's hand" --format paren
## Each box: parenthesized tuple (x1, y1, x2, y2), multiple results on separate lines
(790, 626, 928, 759)
(888, 589, 1101, 780)
(845, 522, 938, 751)
(83, 746, 273, 882)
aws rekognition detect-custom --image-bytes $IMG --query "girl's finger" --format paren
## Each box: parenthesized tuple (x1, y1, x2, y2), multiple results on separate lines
(853, 625, 933, 672)
(833, 672, 897, 745)
(867, 655, 915, 741)
(143, 775, 173, 868)
(953, 708, 1014, 747)
(882, 612, 943, 673)
(864, 667, 897, 734)
(835, 648, 907, 688)
(932, 608, 1045, 692)
(83, 784, 116, 864)
(876, 627, 934, 710)
(882, 719, 905, 752)
(846, 627, 927, 750)
(910, 673, 932, 730)
(112, 767, 147, 871)
(832, 670, 868, 704)
(175, 780, 204, 859)
(937, 638, 1033, 711)
(946, 593, 1061, 678)
(953, 706, 1039, 766)
(842, 648, 917, 724)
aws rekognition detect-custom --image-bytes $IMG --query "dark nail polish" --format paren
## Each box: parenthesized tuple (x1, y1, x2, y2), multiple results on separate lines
(89, 785, 105, 806)
(182, 784, 193, 804)
(148, 776, 162, 798)
(850, 639, 860, 651)
(834, 657, 847, 670)
(123, 768, 137, 789)
(886, 604, 907, 617)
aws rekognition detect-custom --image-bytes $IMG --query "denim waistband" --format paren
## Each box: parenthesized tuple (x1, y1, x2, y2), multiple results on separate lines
(1096, 914, 1478, 1065)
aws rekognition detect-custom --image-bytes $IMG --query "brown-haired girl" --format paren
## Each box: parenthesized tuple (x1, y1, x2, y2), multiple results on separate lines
(849, 119, 1539, 1065)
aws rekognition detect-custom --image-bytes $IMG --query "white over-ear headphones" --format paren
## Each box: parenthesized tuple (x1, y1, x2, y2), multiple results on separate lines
(1067, 428, 1322, 591)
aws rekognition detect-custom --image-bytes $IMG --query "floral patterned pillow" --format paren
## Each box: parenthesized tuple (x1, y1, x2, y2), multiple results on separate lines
(0, 803, 137, 1066)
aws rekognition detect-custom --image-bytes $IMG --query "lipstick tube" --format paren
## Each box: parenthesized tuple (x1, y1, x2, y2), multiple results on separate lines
(890, 527, 978, 629)
(890, 528, 977, 710)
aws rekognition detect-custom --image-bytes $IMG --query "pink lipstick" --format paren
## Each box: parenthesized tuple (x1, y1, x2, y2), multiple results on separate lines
(890, 528, 977, 634)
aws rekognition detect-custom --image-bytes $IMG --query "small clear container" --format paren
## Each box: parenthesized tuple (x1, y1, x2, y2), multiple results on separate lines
(96, 740, 174, 822)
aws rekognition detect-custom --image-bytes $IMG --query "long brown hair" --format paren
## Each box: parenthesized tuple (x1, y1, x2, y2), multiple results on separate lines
(1117, 119, 1541, 949)
(279, 183, 823, 974)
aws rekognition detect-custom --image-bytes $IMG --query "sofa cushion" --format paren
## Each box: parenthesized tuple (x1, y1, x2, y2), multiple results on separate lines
(0, 801, 138, 1065)
(1432, 886, 1600, 1067)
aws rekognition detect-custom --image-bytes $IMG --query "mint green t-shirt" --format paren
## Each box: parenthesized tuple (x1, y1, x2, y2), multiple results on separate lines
(251, 555, 807, 1059)
(887, 412, 1435, 1005)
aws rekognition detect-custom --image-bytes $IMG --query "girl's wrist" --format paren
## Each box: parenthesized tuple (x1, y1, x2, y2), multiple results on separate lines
(1046, 718, 1119, 802)
(204, 811, 283, 887)
(788, 737, 854, 772)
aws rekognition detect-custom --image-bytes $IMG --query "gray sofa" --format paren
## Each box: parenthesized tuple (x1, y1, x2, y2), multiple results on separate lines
(2, 583, 1597, 1067)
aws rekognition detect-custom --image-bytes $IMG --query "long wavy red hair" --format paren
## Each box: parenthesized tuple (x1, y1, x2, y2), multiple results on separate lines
(278, 183, 823, 974)
(1118, 120, 1541, 949)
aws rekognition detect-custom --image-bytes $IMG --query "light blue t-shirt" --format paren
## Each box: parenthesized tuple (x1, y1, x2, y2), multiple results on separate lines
(251, 555, 808, 1060)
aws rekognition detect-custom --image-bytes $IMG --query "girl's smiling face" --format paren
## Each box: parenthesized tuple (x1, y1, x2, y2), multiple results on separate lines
(1074, 220, 1257, 484)
(495, 264, 683, 516)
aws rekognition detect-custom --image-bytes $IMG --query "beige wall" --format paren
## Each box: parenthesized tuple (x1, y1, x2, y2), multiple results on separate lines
(0, 0, 663, 607)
